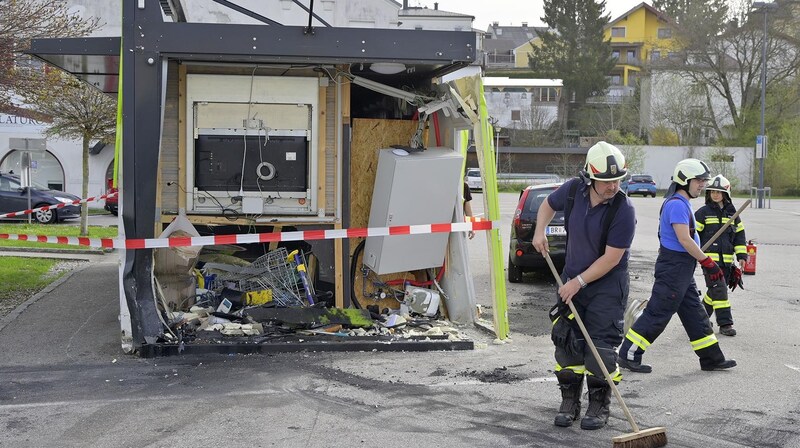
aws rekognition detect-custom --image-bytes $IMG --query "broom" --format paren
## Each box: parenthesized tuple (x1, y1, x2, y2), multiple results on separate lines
(543, 252, 667, 448)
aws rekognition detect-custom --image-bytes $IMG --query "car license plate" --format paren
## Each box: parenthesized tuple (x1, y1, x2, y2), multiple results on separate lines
(546, 226, 566, 236)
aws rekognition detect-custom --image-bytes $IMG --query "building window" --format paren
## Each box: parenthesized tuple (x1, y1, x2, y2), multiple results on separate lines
(511, 110, 521, 121)
(658, 28, 672, 39)
(611, 75, 622, 86)
(651, 50, 661, 60)
(627, 50, 636, 62)
(612, 50, 620, 60)
(611, 27, 626, 38)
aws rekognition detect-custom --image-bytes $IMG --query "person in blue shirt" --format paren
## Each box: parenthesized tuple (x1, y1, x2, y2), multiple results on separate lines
(533, 142, 636, 431)
(618, 158, 737, 374)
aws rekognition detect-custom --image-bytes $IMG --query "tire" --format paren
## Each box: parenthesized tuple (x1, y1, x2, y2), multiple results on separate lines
(651, 193, 657, 198)
(508, 256, 522, 283)
(34, 205, 57, 224)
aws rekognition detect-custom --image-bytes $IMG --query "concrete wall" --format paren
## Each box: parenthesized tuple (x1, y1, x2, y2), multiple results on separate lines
(466, 145, 754, 192)
(622, 145, 753, 190)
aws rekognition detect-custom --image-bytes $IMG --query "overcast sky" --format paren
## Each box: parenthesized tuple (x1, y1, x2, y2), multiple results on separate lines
(413, 0, 653, 31)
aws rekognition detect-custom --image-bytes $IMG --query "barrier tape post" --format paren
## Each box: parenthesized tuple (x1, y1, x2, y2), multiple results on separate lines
(0, 220, 499, 250)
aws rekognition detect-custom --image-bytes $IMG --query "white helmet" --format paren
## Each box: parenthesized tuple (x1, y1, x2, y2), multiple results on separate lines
(584, 141, 627, 182)
(672, 158, 711, 186)
(706, 174, 731, 200)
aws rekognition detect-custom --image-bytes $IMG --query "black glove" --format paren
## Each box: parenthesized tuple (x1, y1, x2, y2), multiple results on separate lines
(728, 265, 744, 291)
(549, 303, 582, 356)
(700, 257, 725, 283)
(737, 253, 749, 263)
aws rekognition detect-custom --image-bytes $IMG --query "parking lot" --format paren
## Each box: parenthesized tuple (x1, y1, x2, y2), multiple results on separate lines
(0, 191, 798, 447)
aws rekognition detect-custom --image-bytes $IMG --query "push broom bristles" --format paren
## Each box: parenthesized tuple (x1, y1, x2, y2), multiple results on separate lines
(612, 426, 667, 448)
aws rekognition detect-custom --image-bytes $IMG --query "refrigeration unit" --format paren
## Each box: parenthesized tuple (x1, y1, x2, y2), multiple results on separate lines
(185, 74, 320, 216)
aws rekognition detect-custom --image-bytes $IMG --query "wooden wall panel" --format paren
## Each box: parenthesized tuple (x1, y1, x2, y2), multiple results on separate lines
(349, 118, 428, 311)
(159, 61, 180, 215)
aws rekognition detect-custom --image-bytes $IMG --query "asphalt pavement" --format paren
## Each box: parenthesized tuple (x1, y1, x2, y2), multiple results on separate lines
(0, 195, 798, 447)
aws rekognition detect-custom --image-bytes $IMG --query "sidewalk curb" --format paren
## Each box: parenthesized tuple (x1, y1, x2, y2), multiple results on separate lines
(0, 262, 91, 334)
(0, 246, 109, 255)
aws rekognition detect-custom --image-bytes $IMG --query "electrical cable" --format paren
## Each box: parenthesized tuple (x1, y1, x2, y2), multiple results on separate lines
(349, 239, 365, 309)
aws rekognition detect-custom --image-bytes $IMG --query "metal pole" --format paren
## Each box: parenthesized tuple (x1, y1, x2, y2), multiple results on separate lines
(495, 127, 500, 175)
(757, 8, 768, 209)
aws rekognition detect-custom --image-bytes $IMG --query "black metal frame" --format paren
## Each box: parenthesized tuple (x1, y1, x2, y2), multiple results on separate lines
(26, 0, 476, 354)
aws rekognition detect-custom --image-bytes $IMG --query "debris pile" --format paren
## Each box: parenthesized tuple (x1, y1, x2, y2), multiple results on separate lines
(153, 243, 470, 349)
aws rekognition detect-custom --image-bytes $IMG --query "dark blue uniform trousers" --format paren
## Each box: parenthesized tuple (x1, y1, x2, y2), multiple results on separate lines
(555, 268, 627, 383)
(619, 247, 726, 369)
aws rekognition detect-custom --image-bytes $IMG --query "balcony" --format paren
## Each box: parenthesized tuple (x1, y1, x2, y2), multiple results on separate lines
(483, 52, 515, 68)
(586, 86, 636, 104)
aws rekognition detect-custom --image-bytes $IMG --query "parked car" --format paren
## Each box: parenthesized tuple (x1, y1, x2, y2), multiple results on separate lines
(105, 178, 119, 216)
(508, 183, 566, 282)
(465, 168, 481, 191)
(0, 172, 80, 224)
(625, 174, 657, 197)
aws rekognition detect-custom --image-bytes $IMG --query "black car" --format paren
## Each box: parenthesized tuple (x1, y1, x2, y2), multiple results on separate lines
(0, 172, 81, 224)
(508, 183, 566, 282)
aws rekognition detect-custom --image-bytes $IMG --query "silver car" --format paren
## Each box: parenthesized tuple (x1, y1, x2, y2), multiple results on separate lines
(465, 168, 481, 191)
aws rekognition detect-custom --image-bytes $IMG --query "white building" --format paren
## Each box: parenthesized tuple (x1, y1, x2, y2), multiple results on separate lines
(483, 77, 562, 130)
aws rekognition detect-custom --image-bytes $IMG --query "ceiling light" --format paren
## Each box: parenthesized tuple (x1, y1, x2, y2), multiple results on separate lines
(369, 62, 407, 75)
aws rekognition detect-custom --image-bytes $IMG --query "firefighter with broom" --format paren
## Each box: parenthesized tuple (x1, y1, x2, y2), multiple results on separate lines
(533, 142, 635, 430)
(618, 159, 737, 373)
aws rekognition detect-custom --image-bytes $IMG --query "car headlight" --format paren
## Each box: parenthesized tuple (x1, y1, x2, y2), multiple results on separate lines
(54, 197, 76, 204)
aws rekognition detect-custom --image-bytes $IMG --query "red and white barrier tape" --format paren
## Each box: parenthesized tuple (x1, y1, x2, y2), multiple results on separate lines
(0, 192, 119, 219)
(0, 220, 498, 250)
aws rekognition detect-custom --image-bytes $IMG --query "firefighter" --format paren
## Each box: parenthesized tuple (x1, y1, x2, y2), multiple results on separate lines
(618, 158, 737, 373)
(695, 174, 747, 336)
(533, 141, 636, 430)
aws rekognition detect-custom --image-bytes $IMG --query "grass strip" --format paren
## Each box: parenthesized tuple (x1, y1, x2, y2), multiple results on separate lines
(0, 224, 118, 250)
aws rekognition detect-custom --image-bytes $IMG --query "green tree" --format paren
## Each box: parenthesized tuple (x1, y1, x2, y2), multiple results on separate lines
(529, 0, 615, 133)
(652, 0, 800, 142)
(0, 0, 100, 110)
(21, 74, 116, 236)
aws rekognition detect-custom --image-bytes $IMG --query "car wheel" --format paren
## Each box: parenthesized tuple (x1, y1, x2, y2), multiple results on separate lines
(508, 256, 522, 283)
(34, 206, 57, 224)
(651, 193, 657, 198)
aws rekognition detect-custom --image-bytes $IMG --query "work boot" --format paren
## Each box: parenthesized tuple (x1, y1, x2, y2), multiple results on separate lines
(618, 357, 652, 373)
(581, 377, 612, 430)
(553, 372, 584, 427)
(720, 325, 737, 336)
(701, 358, 737, 371)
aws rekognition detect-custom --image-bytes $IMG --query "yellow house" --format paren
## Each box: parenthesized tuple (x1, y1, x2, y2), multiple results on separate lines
(603, 2, 678, 90)
(514, 38, 541, 69)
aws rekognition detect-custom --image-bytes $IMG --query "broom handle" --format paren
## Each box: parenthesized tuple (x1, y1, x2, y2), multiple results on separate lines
(700, 199, 751, 252)
(543, 252, 640, 433)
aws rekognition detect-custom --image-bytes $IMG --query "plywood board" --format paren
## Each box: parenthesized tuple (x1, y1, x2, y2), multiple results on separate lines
(350, 118, 428, 311)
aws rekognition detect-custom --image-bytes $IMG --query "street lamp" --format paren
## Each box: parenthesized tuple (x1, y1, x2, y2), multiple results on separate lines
(753, 1, 778, 209)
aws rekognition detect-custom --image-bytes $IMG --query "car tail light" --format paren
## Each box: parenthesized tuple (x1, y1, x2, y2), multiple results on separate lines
(516, 249, 523, 257)
(513, 190, 528, 229)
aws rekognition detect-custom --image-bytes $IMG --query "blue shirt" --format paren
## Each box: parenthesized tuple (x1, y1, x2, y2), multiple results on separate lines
(547, 178, 636, 278)
(659, 194, 701, 252)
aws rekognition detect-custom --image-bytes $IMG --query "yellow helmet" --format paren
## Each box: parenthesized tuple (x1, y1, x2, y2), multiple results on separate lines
(583, 141, 627, 182)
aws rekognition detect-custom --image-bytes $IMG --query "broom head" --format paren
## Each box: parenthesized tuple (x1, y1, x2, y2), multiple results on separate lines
(612, 426, 667, 448)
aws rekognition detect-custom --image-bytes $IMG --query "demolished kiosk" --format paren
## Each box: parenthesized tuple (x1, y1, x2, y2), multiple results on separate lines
(28, 0, 508, 356)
